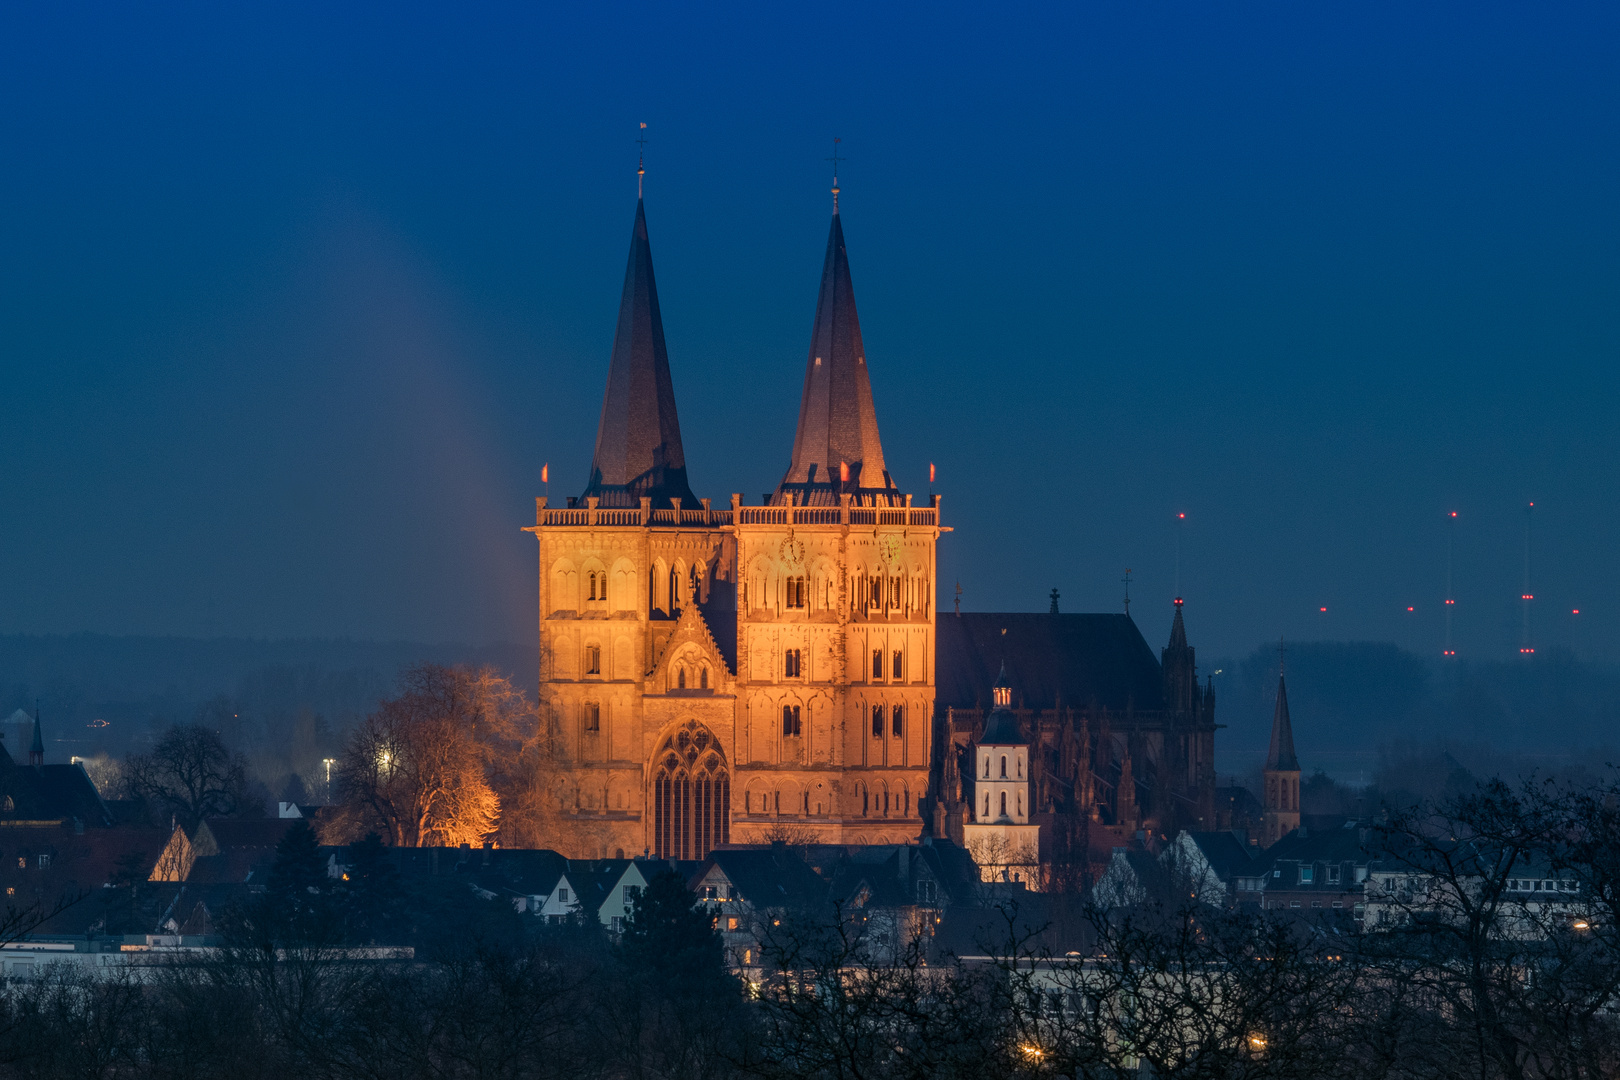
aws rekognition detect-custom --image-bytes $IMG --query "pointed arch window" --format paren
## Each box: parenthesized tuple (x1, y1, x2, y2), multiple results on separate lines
(677, 668, 687, 689)
(700, 666, 709, 690)
(652, 720, 730, 861)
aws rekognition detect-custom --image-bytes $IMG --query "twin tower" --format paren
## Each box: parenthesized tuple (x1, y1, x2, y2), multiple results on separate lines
(526, 193, 943, 862)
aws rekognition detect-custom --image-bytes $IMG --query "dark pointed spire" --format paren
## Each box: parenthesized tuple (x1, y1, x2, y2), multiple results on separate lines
(775, 212, 896, 506)
(1265, 674, 1299, 772)
(1162, 598, 1196, 714)
(29, 705, 43, 767)
(583, 199, 698, 509)
(1167, 600, 1188, 649)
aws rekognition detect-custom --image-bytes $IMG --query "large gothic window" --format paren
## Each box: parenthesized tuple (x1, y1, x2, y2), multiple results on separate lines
(652, 720, 730, 861)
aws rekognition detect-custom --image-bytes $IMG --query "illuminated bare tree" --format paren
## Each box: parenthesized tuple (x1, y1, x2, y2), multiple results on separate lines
(334, 664, 500, 847)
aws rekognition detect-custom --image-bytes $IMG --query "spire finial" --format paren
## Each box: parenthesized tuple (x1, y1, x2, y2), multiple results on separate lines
(636, 122, 648, 199)
(1278, 635, 1287, 677)
(1122, 569, 1133, 615)
(827, 137, 844, 214)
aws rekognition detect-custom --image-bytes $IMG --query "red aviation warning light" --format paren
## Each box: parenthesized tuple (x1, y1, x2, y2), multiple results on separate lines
(1319, 607, 1328, 613)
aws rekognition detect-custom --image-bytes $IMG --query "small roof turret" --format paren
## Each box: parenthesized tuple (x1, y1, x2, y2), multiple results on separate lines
(978, 666, 1025, 745)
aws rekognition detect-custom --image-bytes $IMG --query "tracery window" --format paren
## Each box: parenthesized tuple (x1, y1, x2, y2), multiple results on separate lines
(652, 720, 730, 861)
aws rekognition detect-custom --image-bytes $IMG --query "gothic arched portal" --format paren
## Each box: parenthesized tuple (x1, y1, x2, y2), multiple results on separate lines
(651, 719, 730, 861)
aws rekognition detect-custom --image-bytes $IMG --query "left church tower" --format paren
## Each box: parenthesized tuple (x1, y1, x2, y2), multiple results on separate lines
(526, 194, 735, 862)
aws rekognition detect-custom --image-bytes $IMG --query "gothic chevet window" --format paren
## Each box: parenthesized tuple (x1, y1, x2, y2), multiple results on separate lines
(872, 650, 883, 679)
(892, 650, 903, 680)
(786, 577, 806, 609)
(585, 644, 602, 675)
(784, 648, 801, 677)
(892, 704, 903, 738)
(782, 705, 802, 737)
(585, 703, 601, 732)
(652, 720, 730, 861)
(871, 704, 883, 738)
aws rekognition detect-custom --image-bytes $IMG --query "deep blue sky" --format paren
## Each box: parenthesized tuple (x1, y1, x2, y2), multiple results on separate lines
(2, 3, 1617, 665)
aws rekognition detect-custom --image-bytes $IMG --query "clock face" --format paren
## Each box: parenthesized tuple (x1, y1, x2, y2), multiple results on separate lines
(780, 538, 806, 566)
(880, 534, 902, 564)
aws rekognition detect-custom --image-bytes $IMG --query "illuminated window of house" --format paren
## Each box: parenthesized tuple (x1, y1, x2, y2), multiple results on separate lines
(891, 705, 903, 738)
(585, 644, 601, 675)
(892, 651, 903, 680)
(872, 650, 883, 679)
(727, 916, 739, 930)
(872, 705, 883, 738)
(586, 703, 601, 732)
(1300, 866, 1314, 884)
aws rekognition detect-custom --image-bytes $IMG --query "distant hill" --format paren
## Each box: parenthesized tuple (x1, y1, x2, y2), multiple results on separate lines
(1211, 641, 1620, 782)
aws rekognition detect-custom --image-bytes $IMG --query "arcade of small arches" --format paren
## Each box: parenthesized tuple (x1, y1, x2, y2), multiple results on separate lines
(547, 555, 711, 620)
(740, 557, 930, 619)
(740, 776, 915, 821)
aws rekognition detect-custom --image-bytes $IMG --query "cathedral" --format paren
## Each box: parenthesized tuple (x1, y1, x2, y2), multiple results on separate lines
(527, 179, 1218, 880)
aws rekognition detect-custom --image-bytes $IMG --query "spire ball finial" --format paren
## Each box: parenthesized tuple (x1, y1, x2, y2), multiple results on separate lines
(636, 122, 648, 199)
(827, 136, 845, 214)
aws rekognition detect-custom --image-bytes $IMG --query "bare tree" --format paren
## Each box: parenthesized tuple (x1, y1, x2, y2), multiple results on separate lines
(123, 723, 251, 829)
(332, 663, 502, 847)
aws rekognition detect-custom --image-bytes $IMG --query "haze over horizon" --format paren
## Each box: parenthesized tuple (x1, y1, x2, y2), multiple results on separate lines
(2, 4, 1617, 666)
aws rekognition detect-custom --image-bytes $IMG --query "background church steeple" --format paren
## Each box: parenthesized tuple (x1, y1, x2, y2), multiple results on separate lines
(28, 704, 43, 767)
(775, 175, 896, 506)
(1261, 642, 1301, 845)
(582, 176, 698, 509)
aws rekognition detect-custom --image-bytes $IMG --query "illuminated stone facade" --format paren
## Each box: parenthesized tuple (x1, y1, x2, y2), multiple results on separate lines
(527, 196, 938, 860)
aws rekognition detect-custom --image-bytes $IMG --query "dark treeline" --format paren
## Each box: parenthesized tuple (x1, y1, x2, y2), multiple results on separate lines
(0, 634, 528, 805)
(5, 774, 1620, 1079)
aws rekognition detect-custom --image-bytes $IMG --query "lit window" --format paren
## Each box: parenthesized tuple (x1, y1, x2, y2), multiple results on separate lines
(1300, 866, 1314, 884)
(727, 916, 739, 930)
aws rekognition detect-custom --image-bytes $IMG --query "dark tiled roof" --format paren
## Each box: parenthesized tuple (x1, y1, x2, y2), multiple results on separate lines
(583, 198, 698, 509)
(1185, 831, 1257, 879)
(936, 613, 1165, 714)
(0, 824, 170, 934)
(699, 846, 830, 911)
(198, 818, 300, 854)
(0, 742, 112, 826)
